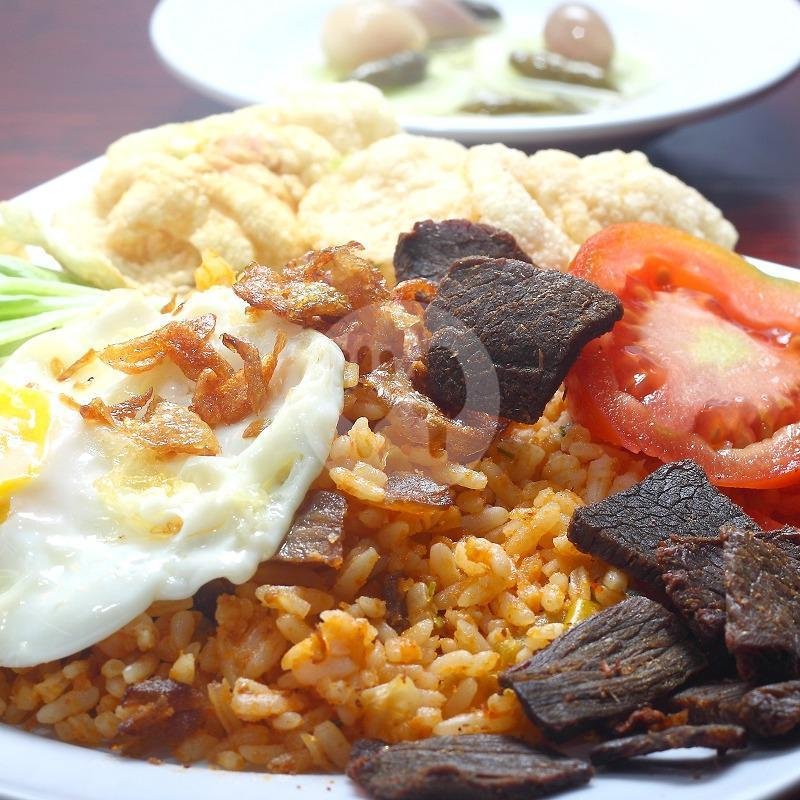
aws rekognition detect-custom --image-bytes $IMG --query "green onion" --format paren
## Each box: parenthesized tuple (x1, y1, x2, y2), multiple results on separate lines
(0, 294, 99, 321)
(0, 256, 104, 357)
(0, 254, 74, 283)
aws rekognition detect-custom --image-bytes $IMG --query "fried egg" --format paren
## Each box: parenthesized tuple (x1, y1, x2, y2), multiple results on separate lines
(0, 287, 344, 667)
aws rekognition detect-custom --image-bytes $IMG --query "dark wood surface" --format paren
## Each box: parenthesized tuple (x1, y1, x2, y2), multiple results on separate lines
(2, 0, 798, 265)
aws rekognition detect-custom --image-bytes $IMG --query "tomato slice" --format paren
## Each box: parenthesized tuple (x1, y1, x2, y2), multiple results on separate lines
(566, 222, 800, 489)
(571, 222, 800, 331)
(725, 486, 800, 530)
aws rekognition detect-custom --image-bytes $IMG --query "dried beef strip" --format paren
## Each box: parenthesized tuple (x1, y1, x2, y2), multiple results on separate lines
(424, 257, 622, 423)
(612, 706, 672, 735)
(382, 471, 453, 512)
(346, 734, 593, 800)
(274, 490, 347, 568)
(499, 596, 707, 737)
(193, 578, 235, 621)
(568, 460, 755, 588)
(671, 682, 751, 726)
(656, 534, 727, 649)
(119, 677, 204, 734)
(117, 677, 206, 753)
(589, 724, 747, 766)
(764, 526, 800, 561)
(672, 680, 800, 738)
(382, 573, 409, 633)
(658, 526, 800, 652)
(393, 219, 532, 283)
(740, 681, 800, 738)
(724, 530, 800, 683)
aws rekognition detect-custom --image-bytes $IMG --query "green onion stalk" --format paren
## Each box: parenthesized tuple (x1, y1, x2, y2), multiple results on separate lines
(0, 255, 104, 359)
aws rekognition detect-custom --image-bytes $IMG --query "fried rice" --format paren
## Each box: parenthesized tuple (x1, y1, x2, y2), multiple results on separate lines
(0, 381, 647, 772)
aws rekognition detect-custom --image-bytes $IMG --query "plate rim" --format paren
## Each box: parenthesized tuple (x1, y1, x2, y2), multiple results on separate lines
(2, 159, 800, 800)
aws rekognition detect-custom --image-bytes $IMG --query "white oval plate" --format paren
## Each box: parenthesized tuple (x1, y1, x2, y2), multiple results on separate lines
(149, 0, 800, 146)
(2, 159, 800, 800)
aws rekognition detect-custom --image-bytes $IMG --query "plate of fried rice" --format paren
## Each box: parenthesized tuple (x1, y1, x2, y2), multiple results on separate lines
(1, 84, 800, 800)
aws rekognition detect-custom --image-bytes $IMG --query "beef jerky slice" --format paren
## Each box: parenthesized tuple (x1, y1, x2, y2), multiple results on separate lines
(764, 526, 800, 561)
(656, 534, 727, 649)
(193, 577, 235, 620)
(658, 526, 800, 652)
(499, 596, 707, 737)
(382, 573, 409, 632)
(393, 219, 532, 283)
(725, 530, 800, 683)
(383, 471, 454, 512)
(346, 734, 593, 800)
(274, 490, 347, 568)
(424, 257, 622, 422)
(117, 677, 206, 754)
(613, 706, 671, 735)
(740, 681, 800, 737)
(568, 460, 755, 588)
(590, 724, 747, 766)
(672, 680, 800, 738)
(671, 682, 751, 726)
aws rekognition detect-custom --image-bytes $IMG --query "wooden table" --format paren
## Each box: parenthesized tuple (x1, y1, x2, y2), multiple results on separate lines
(2, 0, 798, 266)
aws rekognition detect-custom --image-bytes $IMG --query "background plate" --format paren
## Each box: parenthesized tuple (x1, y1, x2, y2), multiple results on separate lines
(149, 0, 800, 146)
(2, 160, 800, 800)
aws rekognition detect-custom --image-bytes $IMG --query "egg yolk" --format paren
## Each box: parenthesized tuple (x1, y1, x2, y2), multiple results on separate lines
(0, 382, 51, 518)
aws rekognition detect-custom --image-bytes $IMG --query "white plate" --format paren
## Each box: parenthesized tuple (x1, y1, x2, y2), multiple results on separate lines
(149, 0, 800, 146)
(2, 160, 800, 800)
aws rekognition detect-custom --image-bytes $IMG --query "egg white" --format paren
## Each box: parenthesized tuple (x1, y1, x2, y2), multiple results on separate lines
(0, 287, 344, 668)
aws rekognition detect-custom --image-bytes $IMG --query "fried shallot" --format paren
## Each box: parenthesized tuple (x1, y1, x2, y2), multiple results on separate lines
(191, 332, 287, 426)
(56, 348, 97, 382)
(124, 397, 220, 457)
(95, 310, 288, 430)
(80, 388, 154, 426)
(99, 313, 230, 380)
(81, 391, 219, 457)
(233, 242, 389, 329)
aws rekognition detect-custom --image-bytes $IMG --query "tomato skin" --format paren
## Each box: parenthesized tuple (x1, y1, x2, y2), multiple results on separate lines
(571, 222, 800, 333)
(566, 223, 800, 490)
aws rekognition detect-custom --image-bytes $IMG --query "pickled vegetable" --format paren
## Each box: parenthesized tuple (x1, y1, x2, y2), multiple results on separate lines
(347, 51, 429, 89)
(543, 3, 614, 69)
(459, 91, 581, 115)
(510, 50, 615, 90)
(458, 0, 501, 20)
